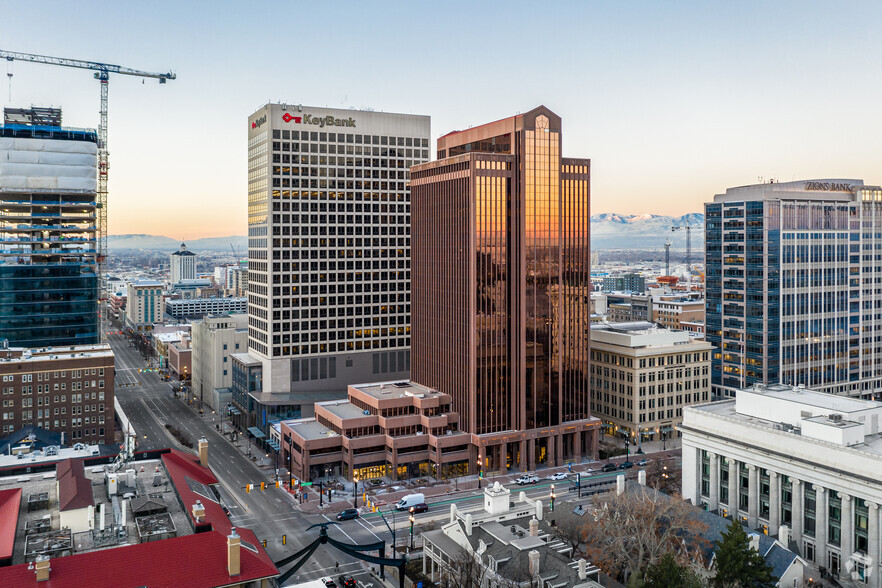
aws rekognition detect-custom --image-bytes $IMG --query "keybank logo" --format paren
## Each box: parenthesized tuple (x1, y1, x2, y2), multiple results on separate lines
(282, 113, 356, 128)
(251, 114, 267, 129)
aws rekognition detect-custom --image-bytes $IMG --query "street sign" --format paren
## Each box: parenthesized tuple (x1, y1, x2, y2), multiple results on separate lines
(300, 482, 313, 486)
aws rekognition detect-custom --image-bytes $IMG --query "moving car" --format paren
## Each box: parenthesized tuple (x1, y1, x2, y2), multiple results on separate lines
(600, 463, 618, 473)
(338, 577, 357, 588)
(547, 472, 568, 481)
(410, 502, 429, 514)
(636, 459, 649, 466)
(516, 474, 540, 485)
(320, 578, 336, 588)
(395, 493, 426, 511)
(619, 461, 634, 470)
(336, 508, 359, 521)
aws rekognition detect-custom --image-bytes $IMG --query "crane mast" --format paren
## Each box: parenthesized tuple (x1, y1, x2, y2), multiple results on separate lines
(1, 49, 175, 341)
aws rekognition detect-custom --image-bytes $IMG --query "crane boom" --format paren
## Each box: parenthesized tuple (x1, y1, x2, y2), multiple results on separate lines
(0, 50, 176, 80)
(1, 49, 175, 342)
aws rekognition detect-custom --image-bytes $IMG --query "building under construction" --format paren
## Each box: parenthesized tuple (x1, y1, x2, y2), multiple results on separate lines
(0, 107, 99, 347)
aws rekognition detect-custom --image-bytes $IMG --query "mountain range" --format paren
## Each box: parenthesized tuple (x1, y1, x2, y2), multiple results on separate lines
(109, 213, 703, 252)
(590, 213, 704, 249)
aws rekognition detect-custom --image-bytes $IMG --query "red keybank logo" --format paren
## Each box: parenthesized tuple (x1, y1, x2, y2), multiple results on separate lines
(251, 114, 267, 129)
(282, 113, 302, 123)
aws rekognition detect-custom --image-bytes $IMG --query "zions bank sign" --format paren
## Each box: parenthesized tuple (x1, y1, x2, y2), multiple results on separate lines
(283, 112, 356, 128)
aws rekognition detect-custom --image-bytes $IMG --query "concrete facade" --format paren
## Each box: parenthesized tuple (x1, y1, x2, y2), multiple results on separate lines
(191, 314, 247, 411)
(126, 280, 163, 332)
(681, 384, 882, 585)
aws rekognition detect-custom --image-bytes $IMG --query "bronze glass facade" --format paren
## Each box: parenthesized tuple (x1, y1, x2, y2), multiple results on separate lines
(411, 106, 598, 472)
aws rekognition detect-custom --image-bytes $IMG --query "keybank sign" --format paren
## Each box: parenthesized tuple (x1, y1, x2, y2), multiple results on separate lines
(287, 113, 356, 128)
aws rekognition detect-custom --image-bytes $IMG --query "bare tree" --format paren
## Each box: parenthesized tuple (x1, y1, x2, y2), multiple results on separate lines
(581, 487, 709, 584)
(646, 458, 681, 495)
(439, 546, 489, 588)
(550, 516, 585, 556)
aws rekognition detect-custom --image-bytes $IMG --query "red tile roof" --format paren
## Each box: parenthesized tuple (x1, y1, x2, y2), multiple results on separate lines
(0, 488, 21, 563)
(56, 458, 94, 512)
(161, 449, 230, 534)
(0, 528, 277, 587)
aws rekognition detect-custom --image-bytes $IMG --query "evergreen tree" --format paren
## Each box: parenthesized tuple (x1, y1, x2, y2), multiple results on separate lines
(712, 520, 777, 588)
(642, 552, 703, 587)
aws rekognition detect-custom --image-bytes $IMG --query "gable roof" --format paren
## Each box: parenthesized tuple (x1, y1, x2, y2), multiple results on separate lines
(0, 528, 277, 587)
(0, 425, 62, 454)
(161, 449, 230, 534)
(56, 458, 94, 511)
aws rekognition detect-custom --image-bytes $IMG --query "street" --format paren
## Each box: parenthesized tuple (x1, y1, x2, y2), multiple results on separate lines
(109, 331, 682, 586)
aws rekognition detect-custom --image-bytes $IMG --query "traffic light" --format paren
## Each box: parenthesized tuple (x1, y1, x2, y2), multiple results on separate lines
(282, 534, 287, 545)
(260, 482, 266, 491)
(275, 480, 281, 488)
(246, 484, 253, 493)
(262, 539, 267, 548)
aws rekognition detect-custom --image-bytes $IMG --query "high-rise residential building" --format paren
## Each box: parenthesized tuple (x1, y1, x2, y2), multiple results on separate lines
(125, 280, 164, 332)
(0, 343, 114, 445)
(171, 243, 197, 284)
(240, 104, 430, 429)
(410, 106, 599, 472)
(705, 179, 882, 399)
(601, 273, 645, 293)
(0, 107, 99, 347)
(191, 313, 248, 411)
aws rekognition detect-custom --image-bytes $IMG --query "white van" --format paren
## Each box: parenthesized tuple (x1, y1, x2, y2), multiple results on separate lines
(395, 493, 426, 511)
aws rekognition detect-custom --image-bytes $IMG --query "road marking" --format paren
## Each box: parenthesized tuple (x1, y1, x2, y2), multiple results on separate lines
(353, 517, 384, 542)
(322, 514, 359, 545)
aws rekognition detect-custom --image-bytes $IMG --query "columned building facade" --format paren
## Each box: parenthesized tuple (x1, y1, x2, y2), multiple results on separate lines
(410, 106, 599, 473)
(682, 384, 882, 585)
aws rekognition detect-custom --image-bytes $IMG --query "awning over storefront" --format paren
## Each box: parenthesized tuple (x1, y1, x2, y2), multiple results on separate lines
(247, 427, 266, 439)
(267, 440, 280, 451)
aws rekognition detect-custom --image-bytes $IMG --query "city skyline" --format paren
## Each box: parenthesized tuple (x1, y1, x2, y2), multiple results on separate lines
(3, 1, 882, 238)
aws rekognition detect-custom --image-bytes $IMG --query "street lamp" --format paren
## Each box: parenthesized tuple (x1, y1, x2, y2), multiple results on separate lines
(409, 507, 415, 551)
(550, 485, 556, 512)
(353, 472, 359, 508)
(477, 450, 482, 489)
(662, 430, 668, 451)
(624, 438, 630, 460)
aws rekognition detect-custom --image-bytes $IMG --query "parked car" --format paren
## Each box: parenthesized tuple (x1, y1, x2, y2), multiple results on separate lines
(320, 578, 336, 588)
(636, 459, 649, 466)
(410, 503, 429, 514)
(516, 474, 540, 485)
(547, 472, 568, 481)
(600, 463, 618, 473)
(336, 508, 359, 521)
(619, 461, 634, 470)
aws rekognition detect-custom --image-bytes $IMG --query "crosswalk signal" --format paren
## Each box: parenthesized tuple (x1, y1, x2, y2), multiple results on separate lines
(282, 534, 287, 545)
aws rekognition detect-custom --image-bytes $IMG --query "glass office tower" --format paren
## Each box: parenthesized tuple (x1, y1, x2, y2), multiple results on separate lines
(411, 106, 599, 472)
(705, 179, 882, 399)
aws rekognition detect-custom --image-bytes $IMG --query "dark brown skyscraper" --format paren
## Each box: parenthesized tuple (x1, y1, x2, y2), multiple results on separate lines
(411, 106, 599, 472)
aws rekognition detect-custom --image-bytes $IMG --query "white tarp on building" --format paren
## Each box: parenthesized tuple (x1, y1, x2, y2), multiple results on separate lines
(0, 137, 97, 192)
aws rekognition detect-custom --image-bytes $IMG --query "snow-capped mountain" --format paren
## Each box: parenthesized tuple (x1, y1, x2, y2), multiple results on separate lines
(591, 213, 704, 249)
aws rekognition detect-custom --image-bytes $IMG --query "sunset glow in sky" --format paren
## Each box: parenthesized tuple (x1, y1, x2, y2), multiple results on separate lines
(3, 1, 881, 239)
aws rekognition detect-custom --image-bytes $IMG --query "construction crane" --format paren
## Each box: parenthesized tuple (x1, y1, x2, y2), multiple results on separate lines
(663, 240, 671, 276)
(671, 224, 692, 279)
(1, 49, 176, 340)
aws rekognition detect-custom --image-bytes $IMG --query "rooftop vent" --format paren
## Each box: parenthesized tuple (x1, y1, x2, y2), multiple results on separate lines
(829, 414, 843, 423)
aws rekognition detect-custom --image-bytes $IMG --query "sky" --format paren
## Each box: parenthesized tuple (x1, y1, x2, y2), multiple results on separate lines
(3, 0, 882, 239)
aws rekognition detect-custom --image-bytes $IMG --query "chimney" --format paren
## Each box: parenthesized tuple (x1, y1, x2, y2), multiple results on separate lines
(616, 473, 625, 495)
(748, 532, 760, 553)
(638, 469, 647, 486)
(778, 524, 790, 546)
(529, 518, 539, 537)
(192, 500, 205, 522)
(198, 436, 209, 468)
(578, 558, 588, 580)
(227, 527, 241, 576)
(528, 550, 541, 577)
(35, 556, 50, 582)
